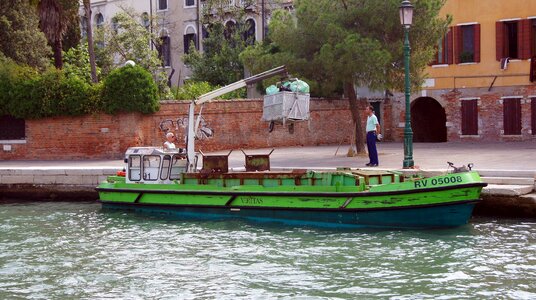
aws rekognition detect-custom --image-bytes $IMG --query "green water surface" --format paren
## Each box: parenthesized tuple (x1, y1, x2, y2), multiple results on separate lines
(0, 202, 535, 299)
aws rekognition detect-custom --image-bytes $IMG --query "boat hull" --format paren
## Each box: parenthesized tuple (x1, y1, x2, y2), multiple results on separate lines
(97, 171, 487, 229)
(101, 200, 478, 229)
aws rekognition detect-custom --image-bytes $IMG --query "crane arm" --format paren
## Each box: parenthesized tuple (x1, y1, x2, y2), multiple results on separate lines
(195, 65, 287, 105)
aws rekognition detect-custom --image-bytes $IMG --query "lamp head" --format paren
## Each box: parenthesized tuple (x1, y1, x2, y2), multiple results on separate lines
(399, 0, 414, 28)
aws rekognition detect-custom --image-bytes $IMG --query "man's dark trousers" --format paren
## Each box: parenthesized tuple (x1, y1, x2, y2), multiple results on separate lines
(366, 131, 379, 165)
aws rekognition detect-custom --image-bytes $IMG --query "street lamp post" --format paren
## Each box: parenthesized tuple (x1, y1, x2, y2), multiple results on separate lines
(400, 0, 414, 169)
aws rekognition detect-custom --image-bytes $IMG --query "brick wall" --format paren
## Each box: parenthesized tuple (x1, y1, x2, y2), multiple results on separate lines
(390, 85, 536, 142)
(0, 98, 356, 160)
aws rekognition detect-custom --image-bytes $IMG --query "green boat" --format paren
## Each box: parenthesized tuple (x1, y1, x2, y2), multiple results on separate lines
(96, 66, 487, 228)
(96, 147, 487, 229)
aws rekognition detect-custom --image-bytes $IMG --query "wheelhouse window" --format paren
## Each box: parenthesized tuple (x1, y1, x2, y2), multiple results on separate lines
(503, 98, 522, 135)
(129, 155, 142, 181)
(170, 155, 187, 180)
(143, 155, 161, 181)
(160, 155, 171, 180)
(461, 100, 478, 135)
(0, 115, 25, 140)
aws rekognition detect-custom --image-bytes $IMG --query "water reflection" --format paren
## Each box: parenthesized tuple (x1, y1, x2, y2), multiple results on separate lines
(0, 202, 534, 299)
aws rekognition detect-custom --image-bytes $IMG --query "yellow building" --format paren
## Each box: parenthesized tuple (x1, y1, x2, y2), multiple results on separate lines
(394, 0, 536, 142)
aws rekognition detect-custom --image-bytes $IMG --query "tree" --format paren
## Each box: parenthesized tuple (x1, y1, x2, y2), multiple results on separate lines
(241, 0, 449, 154)
(37, 0, 79, 69)
(0, 0, 51, 69)
(183, 0, 257, 86)
(93, 8, 169, 97)
(82, 0, 98, 83)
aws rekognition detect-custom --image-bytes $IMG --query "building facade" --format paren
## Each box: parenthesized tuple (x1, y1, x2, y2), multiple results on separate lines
(391, 0, 536, 142)
(82, 0, 292, 87)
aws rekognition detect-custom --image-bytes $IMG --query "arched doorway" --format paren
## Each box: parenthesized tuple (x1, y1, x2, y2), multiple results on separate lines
(410, 97, 447, 142)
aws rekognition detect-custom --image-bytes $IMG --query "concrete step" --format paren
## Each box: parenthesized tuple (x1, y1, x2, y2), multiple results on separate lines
(482, 184, 534, 196)
(521, 193, 536, 201)
(481, 177, 535, 185)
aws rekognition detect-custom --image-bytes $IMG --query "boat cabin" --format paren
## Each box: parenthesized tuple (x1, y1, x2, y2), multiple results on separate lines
(125, 147, 188, 184)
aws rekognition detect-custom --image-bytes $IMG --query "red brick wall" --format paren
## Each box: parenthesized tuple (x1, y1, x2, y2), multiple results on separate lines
(0, 98, 355, 160)
(390, 85, 536, 142)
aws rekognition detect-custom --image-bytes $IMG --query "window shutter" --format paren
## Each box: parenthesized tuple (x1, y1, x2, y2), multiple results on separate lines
(474, 24, 481, 62)
(461, 100, 478, 135)
(520, 19, 531, 59)
(454, 26, 462, 64)
(496, 21, 504, 61)
(532, 99, 536, 135)
(447, 27, 454, 64)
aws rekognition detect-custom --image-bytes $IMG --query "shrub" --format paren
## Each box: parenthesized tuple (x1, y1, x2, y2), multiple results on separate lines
(0, 56, 37, 116)
(8, 68, 93, 119)
(101, 65, 159, 114)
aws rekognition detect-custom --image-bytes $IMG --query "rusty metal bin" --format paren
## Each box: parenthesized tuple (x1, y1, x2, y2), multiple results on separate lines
(200, 150, 232, 174)
(241, 149, 274, 171)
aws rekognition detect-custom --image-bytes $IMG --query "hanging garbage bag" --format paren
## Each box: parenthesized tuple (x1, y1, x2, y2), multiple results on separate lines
(289, 79, 310, 93)
(266, 85, 279, 95)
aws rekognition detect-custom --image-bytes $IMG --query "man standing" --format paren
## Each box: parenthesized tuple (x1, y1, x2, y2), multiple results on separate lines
(365, 105, 381, 167)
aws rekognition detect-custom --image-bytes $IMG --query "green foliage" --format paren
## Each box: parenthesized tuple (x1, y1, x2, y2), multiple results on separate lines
(0, 0, 51, 69)
(93, 9, 170, 99)
(0, 56, 38, 116)
(63, 43, 101, 84)
(0, 56, 158, 119)
(184, 23, 249, 86)
(173, 81, 246, 100)
(184, 0, 257, 86)
(101, 65, 159, 114)
(241, 0, 450, 95)
(7, 68, 94, 119)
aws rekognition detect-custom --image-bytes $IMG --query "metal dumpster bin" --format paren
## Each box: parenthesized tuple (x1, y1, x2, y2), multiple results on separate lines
(262, 91, 310, 125)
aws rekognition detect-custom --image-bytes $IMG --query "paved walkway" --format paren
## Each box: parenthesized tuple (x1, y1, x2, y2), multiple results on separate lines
(1, 141, 535, 177)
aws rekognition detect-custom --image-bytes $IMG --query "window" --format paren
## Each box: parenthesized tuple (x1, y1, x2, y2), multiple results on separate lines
(160, 155, 171, 180)
(243, 19, 256, 45)
(224, 20, 236, 40)
(432, 28, 453, 65)
(503, 98, 522, 135)
(455, 24, 480, 63)
(0, 115, 25, 140)
(81, 16, 88, 38)
(496, 19, 532, 60)
(111, 16, 119, 33)
(129, 155, 141, 181)
(461, 100, 478, 135)
(185, 0, 195, 7)
(184, 33, 197, 54)
(530, 98, 536, 135)
(158, 0, 168, 10)
(143, 155, 161, 181)
(528, 19, 536, 57)
(95, 13, 104, 28)
(170, 155, 187, 180)
(158, 36, 171, 67)
(141, 12, 150, 30)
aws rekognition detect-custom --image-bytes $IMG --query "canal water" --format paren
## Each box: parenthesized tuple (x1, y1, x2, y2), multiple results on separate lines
(0, 202, 535, 299)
